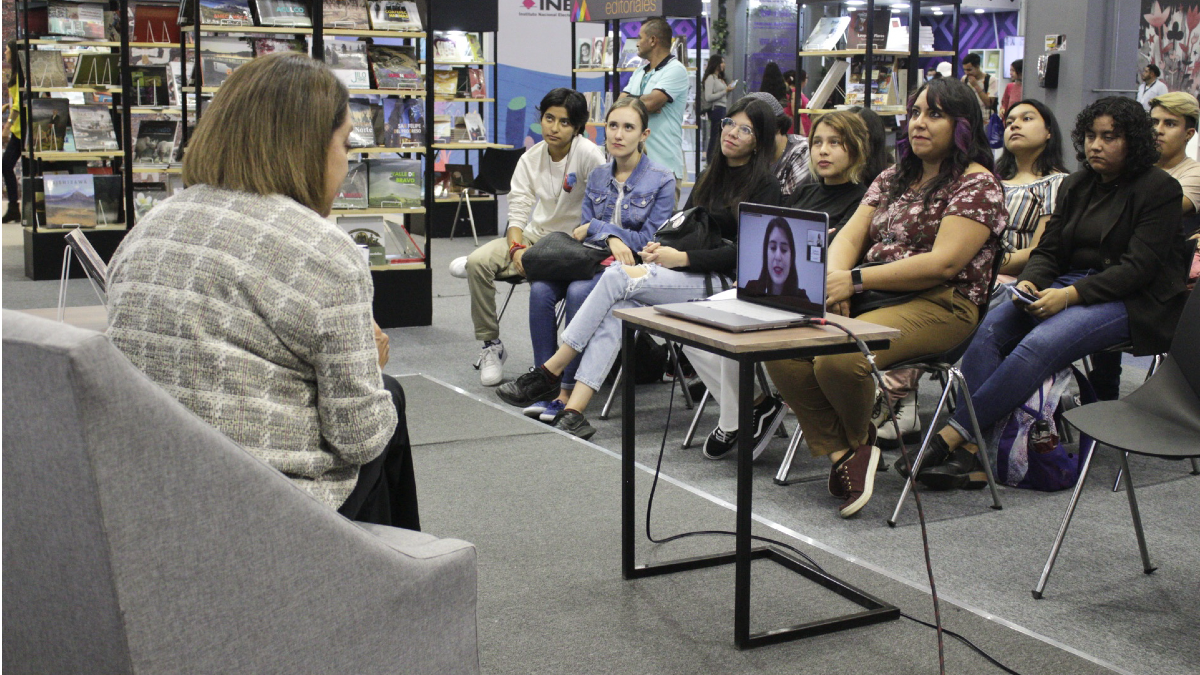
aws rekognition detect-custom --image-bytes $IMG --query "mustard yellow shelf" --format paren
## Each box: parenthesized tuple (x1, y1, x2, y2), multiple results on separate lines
(30, 150, 123, 160)
(324, 28, 424, 38)
(434, 195, 495, 203)
(182, 24, 309, 35)
(24, 39, 121, 47)
(132, 165, 183, 173)
(350, 146, 426, 155)
(435, 97, 495, 103)
(432, 142, 514, 150)
(31, 86, 114, 93)
(27, 224, 128, 233)
(330, 207, 426, 215)
(369, 262, 427, 271)
(348, 88, 426, 96)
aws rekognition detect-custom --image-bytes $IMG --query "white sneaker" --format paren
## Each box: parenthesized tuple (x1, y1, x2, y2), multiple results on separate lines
(876, 389, 920, 449)
(449, 255, 469, 279)
(476, 342, 506, 386)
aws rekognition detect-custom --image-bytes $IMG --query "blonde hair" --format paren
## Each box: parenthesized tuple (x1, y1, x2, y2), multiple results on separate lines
(1150, 91, 1200, 130)
(807, 111, 870, 184)
(182, 53, 349, 214)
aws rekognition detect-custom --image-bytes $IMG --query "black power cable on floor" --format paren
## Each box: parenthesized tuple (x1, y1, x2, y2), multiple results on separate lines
(640, 319, 1024, 675)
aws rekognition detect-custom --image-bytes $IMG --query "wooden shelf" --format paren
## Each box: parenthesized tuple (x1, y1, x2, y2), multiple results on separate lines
(434, 97, 495, 102)
(421, 61, 495, 66)
(330, 207, 426, 215)
(683, 124, 698, 129)
(680, 181, 695, 188)
(324, 28, 424, 38)
(30, 150, 124, 160)
(128, 41, 178, 49)
(31, 86, 114, 93)
(432, 142, 514, 150)
(27, 224, 128, 234)
(132, 165, 183, 173)
(348, 88, 426, 96)
(24, 39, 121, 47)
(370, 262, 427, 271)
(434, 195, 495, 203)
(798, 49, 956, 57)
(181, 24, 311, 34)
(349, 146, 426, 154)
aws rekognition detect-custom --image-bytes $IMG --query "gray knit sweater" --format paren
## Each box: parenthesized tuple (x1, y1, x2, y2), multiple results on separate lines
(106, 184, 396, 509)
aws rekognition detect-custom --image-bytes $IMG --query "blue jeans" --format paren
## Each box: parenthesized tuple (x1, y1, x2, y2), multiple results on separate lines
(560, 264, 713, 392)
(528, 273, 603, 390)
(949, 271, 1130, 443)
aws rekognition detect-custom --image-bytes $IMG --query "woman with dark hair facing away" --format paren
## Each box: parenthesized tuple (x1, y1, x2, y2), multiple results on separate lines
(873, 97, 1069, 449)
(520, 97, 675, 424)
(687, 109, 873, 460)
(106, 54, 420, 528)
(765, 77, 1008, 517)
(760, 61, 789, 111)
(702, 54, 735, 163)
(1000, 59, 1023, 117)
(916, 96, 1189, 490)
(745, 91, 811, 198)
(3, 41, 24, 222)
(847, 105, 892, 188)
(796, 69, 813, 136)
(496, 96, 783, 439)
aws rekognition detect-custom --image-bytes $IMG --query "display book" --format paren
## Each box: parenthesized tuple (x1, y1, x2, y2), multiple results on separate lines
(336, 214, 425, 266)
(575, 34, 614, 69)
(40, 172, 123, 228)
(176, 0, 423, 30)
(329, 156, 421, 210)
(27, 97, 122, 153)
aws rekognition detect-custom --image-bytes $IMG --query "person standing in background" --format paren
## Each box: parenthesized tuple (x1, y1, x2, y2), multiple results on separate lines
(1000, 59, 1023, 116)
(3, 41, 24, 223)
(961, 53, 997, 122)
(702, 54, 734, 164)
(796, 69, 813, 136)
(1137, 64, 1168, 112)
(621, 16, 690, 205)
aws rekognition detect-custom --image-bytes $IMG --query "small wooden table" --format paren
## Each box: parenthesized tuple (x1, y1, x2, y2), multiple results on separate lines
(19, 305, 108, 333)
(613, 306, 902, 649)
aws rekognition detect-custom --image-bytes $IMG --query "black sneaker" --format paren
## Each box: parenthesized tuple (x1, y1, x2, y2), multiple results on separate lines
(553, 409, 596, 440)
(749, 395, 786, 459)
(918, 445, 986, 491)
(497, 367, 561, 407)
(893, 434, 950, 480)
(703, 426, 737, 460)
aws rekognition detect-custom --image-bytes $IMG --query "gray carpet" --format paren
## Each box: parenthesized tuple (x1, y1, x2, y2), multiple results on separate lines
(404, 374, 1120, 675)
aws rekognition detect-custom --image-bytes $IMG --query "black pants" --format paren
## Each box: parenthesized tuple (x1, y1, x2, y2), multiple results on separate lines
(1088, 350, 1123, 401)
(3, 134, 22, 208)
(337, 374, 421, 530)
(706, 106, 725, 164)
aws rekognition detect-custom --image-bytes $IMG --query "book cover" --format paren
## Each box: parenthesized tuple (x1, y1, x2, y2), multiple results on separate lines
(591, 37, 604, 67)
(93, 175, 123, 225)
(383, 97, 424, 146)
(132, 182, 169, 221)
(29, 98, 71, 152)
(465, 35, 484, 62)
(617, 39, 643, 68)
(254, 0, 312, 26)
(847, 9, 890, 50)
(129, 47, 172, 67)
(368, 44, 421, 90)
(44, 174, 97, 227)
(368, 0, 422, 31)
(48, 1, 105, 39)
(68, 104, 118, 151)
(804, 16, 850, 51)
(603, 35, 614, 68)
(577, 38, 593, 68)
(134, 4, 181, 43)
(367, 158, 422, 208)
(196, 0, 254, 26)
(333, 161, 369, 209)
(432, 115, 451, 143)
(339, 216, 389, 264)
(28, 51, 69, 88)
(324, 38, 371, 89)
(671, 37, 689, 68)
(173, 122, 196, 161)
(323, 0, 370, 29)
(71, 53, 120, 86)
(433, 68, 458, 97)
(467, 67, 487, 99)
(463, 111, 486, 143)
(433, 35, 463, 62)
(134, 120, 178, 163)
(347, 99, 381, 147)
(252, 37, 307, 56)
(130, 66, 171, 106)
(808, 59, 849, 110)
(200, 54, 252, 88)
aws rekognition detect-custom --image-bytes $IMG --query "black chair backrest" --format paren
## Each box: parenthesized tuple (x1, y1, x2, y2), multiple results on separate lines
(1169, 287, 1199, 398)
(473, 148, 527, 197)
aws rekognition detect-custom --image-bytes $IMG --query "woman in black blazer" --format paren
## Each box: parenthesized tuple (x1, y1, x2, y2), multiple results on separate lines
(915, 96, 1191, 490)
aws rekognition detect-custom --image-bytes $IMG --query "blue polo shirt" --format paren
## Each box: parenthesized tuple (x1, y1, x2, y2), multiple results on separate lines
(623, 54, 690, 180)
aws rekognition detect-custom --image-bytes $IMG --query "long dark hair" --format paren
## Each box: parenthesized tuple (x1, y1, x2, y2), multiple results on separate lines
(692, 96, 777, 211)
(891, 77, 993, 206)
(847, 105, 892, 186)
(755, 216, 798, 294)
(760, 61, 788, 103)
(994, 98, 1068, 180)
(1071, 96, 1159, 179)
(703, 54, 724, 83)
(6, 41, 24, 88)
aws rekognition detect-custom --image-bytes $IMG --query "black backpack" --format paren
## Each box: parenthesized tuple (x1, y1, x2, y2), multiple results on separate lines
(652, 206, 730, 294)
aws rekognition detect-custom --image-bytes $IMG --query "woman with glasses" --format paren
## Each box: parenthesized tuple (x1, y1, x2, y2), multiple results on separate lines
(496, 96, 782, 439)
(766, 77, 1008, 518)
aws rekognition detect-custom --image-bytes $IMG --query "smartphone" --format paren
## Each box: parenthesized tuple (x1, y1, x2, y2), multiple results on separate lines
(1009, 285, 1038, 305)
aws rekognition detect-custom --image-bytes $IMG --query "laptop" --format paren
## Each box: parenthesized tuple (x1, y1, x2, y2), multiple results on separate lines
(654, 203, 829, 332)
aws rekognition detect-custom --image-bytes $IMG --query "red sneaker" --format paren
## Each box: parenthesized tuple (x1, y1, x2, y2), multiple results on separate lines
(837, 444, 881, 518)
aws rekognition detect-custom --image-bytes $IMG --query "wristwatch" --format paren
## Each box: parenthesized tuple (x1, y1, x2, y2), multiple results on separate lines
(851, 269, 864, 294)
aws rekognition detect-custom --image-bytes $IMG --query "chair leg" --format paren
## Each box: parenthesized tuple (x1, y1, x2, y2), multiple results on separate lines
(450, 192, 465, 241)
(888, 377, 956, 527)
(57, 247, 74, 323)
(599, 366, 621, 420)
(950, 367, 1003, 510)
(464, 191, 479, 246)
(495, 283, 518, 324)
(1112, 453, 1128, 492)
(773, 424, 808, 485)
(1191, 458, 1200, 476)
(1117, 451, 1156, 575)
(1032, 436, 1098, 599)
(682, 389, 711, 448)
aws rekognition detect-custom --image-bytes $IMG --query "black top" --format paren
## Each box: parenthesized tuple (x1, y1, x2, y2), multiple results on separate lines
(1019, 167, 1189, 355)
(790, 179, 869, 241)
(682, 164, 782, 275)
(1066, 178, 1121, 271)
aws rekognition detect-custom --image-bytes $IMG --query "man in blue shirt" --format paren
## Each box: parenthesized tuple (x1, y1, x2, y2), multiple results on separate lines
(621, 17, 690, 205)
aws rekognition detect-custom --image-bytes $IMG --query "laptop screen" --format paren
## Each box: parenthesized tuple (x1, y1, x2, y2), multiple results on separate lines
(736, 203, 828, 316)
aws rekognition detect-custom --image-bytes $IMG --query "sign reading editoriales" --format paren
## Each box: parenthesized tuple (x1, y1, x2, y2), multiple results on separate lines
(571, 0, 701, 22)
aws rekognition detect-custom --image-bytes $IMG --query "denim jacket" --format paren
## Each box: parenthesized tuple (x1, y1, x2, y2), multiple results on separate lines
(581, 154, 676, 252)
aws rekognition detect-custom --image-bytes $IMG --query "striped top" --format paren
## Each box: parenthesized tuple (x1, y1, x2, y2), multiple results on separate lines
(1001, 173, 1067, 251)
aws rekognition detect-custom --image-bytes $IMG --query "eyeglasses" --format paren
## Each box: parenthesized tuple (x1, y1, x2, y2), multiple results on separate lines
(721, 118, 754, 139)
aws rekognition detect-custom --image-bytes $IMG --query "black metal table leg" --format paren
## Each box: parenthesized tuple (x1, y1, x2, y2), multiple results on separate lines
(734, 358, 755, 647)
(621, 322, 636, 579)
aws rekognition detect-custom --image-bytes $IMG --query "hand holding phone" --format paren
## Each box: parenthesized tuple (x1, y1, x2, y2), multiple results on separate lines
(1010, 284, 1038, 306)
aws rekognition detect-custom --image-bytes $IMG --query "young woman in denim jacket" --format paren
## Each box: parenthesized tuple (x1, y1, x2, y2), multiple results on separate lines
(519, 97, 676, 423)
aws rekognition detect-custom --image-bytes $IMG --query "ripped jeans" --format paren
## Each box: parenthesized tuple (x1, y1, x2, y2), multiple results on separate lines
(559, 263, 713, 392)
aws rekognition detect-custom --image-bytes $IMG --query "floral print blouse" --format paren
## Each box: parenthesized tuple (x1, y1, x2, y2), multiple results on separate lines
(862, 167, 1008, 306)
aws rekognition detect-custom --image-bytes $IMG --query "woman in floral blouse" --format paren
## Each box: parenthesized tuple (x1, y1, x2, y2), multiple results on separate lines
(765, 77, 1007, 518)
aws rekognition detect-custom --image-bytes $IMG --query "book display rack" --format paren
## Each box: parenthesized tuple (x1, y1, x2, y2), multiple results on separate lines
(569, 1, 703, 187)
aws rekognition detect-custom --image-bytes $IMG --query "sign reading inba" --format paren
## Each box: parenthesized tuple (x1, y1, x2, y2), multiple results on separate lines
(571, 0, 702, 22)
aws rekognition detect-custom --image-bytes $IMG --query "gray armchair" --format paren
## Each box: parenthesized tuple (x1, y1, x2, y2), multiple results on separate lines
(2, 311, 479, 674)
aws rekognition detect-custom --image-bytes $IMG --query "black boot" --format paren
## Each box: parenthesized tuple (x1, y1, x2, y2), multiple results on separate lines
(2, 202, 20, 223)
(918, 445, 986, 491)
(893, 434, 950, 479)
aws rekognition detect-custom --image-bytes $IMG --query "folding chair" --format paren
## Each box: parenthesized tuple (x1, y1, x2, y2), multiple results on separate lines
(449, 148, 526, 245)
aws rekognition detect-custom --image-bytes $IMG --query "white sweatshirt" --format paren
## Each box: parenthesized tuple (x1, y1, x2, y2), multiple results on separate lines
(507, 134, 607, 240)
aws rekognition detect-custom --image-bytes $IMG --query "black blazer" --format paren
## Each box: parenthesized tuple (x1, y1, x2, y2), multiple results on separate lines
(1018, 167, 1190, 355)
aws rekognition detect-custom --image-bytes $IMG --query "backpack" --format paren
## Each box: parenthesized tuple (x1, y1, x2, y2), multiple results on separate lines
(653, 206, 732, 295)
(633, 332, 667, 384)
(987, 366, 1096, 491)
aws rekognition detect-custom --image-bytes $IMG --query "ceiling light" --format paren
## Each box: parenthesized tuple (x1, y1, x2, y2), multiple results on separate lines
(845, 0, 865, 5)
(893, 2, 909, 7)
(974, 8, 984, 13)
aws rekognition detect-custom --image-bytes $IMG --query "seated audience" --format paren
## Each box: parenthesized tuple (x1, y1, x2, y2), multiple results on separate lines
(847, 105, 892, 187)
(687, 111, 873, 460)
(106, 54, 418, 528)
(746, 91, 811, 198)
(917, 96, 1189, 490)
(522, 98, 676, 423)
(766, 77, 1007, 517)
(452, 88, 606, 387)
(873, 98, 1068, 447)
(495, 96, 783, 439)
